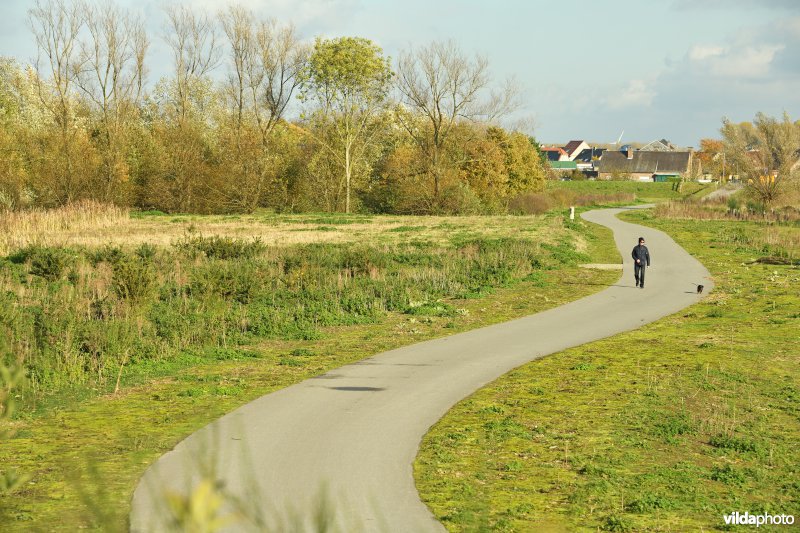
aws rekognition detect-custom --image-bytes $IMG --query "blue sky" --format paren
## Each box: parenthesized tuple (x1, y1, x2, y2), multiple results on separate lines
(2, 0, 798, 147)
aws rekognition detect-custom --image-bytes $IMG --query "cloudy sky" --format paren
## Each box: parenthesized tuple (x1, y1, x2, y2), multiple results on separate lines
(2, 0, 798, 147)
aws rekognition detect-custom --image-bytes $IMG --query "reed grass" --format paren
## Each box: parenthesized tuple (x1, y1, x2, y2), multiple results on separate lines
(0, 201, 129, 256)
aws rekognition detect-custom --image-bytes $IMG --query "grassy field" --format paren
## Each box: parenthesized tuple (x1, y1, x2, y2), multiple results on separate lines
(547, 180, 713, 203)
(415, 210, 799, 531)
(0, 203, 577, 256)
(0, 207, 622, 530)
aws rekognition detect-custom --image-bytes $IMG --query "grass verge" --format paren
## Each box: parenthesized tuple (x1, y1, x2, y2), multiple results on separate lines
(415, 210, 799, 532)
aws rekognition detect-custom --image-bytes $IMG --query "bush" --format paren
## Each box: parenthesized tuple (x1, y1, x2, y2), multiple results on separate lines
(112, 258, 155, 302)
(710, 463, 747, 486)
(709, 433, 759, 453)
(189, 261, 264, 304)
(10, 246, 74, 281)
(174, 235, 265, 260)
(508, 192, 553, 215)
(87, 245, 125, 265)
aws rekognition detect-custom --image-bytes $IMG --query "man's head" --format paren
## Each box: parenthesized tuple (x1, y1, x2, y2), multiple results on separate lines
(638, 237, 645, 244)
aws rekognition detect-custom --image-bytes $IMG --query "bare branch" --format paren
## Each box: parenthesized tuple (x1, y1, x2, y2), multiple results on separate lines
(164, 4, 220, 121)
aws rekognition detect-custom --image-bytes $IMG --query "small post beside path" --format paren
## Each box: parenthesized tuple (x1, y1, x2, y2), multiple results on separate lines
(569, 206, 575, 220)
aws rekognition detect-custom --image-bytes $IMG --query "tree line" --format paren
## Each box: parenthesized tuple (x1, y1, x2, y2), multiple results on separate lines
(0, 1, 549, 215)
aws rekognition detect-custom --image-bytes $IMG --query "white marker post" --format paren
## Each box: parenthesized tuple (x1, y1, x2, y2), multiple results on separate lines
(570, 206, 575, 220)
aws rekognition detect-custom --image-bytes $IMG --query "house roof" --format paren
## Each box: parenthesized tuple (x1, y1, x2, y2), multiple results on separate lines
(541, 147, 568, 161)
(563, 140, 587, 156)
(574, 148, 605, 163)
(597, 151, 692, 174)
(641, 139, 677, 151)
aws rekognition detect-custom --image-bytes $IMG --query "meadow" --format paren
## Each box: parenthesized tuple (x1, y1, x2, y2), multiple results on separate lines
(415, 208, 799, 531)
(0, 201, 624, 530)
(548, 180, 712, 203)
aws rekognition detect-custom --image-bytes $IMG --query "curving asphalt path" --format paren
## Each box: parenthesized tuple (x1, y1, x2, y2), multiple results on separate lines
(130, 206, 713, 532)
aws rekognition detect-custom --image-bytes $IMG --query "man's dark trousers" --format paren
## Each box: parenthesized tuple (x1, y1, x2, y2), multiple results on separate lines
(635, 263, 646, 287)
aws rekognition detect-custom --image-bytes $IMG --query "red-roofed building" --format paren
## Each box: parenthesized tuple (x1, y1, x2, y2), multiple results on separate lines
(541, 146, 570, 162)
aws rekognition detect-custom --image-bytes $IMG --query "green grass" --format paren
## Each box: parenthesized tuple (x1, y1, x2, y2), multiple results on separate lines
(0, 212, 620, 531)
(415, 211, 799, 532)
(548, 180, 712, 202)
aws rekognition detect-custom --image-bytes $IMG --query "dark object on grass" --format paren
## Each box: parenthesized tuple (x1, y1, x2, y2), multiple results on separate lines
(745, 256, 798, 266)
(697, 284, 704, 294)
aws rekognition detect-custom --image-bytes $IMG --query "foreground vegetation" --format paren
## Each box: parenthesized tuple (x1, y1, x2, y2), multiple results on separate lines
(416, 209, 799, 531)
(0, 208, 623, 530)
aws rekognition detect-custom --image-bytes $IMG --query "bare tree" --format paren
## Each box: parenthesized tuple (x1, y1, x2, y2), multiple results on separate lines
(164, 4, 220, 121)
(251, 19, 307, 142)
(395, 40, 520, 201)
(28, 0, 85, 203)
(220, 4, 253, 133)
(77, 2, 147, 124)
(76, 1, 148, 201)
(220, 6, 306, 141)
(218, 6, 307, 212)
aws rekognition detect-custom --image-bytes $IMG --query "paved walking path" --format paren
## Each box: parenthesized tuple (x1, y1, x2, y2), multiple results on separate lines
(130, 206, 713, 532)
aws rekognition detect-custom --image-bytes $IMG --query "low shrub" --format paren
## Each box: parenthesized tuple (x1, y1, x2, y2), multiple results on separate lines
(10, 246, 75, 281)
(112, 258, 155, 302)
(174, 235, 265, 260)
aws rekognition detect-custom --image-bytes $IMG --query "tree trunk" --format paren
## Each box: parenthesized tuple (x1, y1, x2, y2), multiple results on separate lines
(345, 142, 351, 214)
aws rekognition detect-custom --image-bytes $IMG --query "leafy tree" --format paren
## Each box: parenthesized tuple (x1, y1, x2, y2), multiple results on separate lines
(697, 138, 724, 181)
(722, 112, 800, 206)
(299, 37, 393, 213)
(0, 58, 33, 209)
(488, 128, 547, 195)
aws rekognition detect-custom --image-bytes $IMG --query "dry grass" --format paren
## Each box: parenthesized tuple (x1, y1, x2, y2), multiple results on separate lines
(0, 211, 566, 254)
(655, 199, 800, 223)
(0, 201, 130, 255)
(509, 190, 635, 214)
(652, 200, 799, 260)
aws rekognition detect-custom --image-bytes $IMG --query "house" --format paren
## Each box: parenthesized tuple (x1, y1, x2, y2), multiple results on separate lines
(641, 139, 678, 152)
(541, 146, 570, 162)
(574, 147, 605, 172)
(596, 147, 693, 181)
(563, 140, 590, 161)
(550, 160, 578, 174)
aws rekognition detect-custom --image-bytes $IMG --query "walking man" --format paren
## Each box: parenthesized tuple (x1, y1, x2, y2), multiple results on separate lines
(632, 237, 650, 288)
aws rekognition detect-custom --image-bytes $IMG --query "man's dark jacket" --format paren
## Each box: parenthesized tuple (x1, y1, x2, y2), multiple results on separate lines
(632, 244, 650, 266)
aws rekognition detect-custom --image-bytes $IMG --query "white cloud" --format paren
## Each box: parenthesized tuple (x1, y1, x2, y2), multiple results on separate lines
(686, 42, 784, 79)
(607, 79, 656, 109)
(688, 45, 724, 61)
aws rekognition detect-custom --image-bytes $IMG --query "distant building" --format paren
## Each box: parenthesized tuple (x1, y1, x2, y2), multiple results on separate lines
(640, 139, 678, 152)
(541, 147, 570, 162)
(550, 160, 578, 173)
(563, 140, 591, 161)
(597, 147, 693, 180)
(574, 147, 605, 171)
